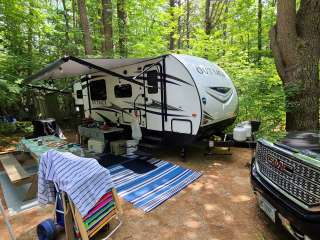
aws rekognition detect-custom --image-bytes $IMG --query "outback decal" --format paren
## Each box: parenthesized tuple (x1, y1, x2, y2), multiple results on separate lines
(195, 65, 225, 78)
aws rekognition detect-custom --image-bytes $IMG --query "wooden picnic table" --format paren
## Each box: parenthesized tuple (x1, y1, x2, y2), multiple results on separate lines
(0, 136, 83, 201)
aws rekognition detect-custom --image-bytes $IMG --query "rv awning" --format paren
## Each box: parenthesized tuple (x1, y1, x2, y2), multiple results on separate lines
(25, 55, 162, 83)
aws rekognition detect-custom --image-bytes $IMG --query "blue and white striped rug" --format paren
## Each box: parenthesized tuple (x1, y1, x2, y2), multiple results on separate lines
(107, 155, 202, 212)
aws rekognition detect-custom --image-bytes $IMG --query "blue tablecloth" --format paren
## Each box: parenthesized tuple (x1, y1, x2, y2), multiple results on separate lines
(19, 135, 82, 161)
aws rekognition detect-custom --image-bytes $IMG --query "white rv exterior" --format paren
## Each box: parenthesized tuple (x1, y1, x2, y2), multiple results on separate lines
(25, 53, 238, 145)
(73, 54, 238, 145)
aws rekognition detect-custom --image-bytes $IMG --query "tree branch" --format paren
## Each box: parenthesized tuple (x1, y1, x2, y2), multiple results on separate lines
(269, 26, 286, 82)
(211, 0, 229, 31)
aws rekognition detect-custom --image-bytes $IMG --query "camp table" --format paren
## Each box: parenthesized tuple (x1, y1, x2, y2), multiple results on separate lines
(3, 136, 84, 201)
(19, 135, 81, 161)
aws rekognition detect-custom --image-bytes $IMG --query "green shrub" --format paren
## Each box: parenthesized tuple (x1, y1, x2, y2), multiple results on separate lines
(0, 123, 17, 134)
(16, 121, 33, 133)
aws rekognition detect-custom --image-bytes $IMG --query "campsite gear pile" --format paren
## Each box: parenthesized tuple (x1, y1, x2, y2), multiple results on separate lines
(31, 118, 65, 139)
(88, 138, 105, 153)
(37, 150, 122, 240)
(110, 140, 127, 155)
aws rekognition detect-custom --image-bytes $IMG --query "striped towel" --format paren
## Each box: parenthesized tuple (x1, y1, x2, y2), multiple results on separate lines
(38, 149, 114, 217)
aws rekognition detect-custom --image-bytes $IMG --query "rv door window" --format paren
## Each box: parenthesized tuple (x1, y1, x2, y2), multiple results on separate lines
(147, 70, 158, 94)
(76, 90, 83, 99)
(90, 80, 107, 100)
(114, 84, 132, 98)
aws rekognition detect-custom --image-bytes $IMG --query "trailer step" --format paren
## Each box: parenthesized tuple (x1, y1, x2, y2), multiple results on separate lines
(142, 136, 163, 142)
(138, 143, 162, 150)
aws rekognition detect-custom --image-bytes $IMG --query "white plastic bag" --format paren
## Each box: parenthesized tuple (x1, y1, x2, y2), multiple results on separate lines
(131, 114, 142, 141)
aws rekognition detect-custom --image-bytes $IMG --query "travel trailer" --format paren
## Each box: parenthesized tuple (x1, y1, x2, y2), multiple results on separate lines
(26, 54, 239, 146)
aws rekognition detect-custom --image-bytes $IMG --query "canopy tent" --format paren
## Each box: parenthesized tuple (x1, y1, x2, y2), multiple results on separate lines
(25, 55, 164, 84)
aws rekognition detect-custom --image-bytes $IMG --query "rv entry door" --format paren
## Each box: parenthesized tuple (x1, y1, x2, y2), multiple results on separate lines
(143, 63, 165, 131)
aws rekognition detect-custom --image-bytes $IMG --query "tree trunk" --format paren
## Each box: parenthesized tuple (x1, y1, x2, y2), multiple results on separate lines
(270, 0, 320, 131)
(77, 0, 93, 55)
(72, 0, 76, 27)
(169, 0, 175, 50)
(62, 0, 70, 54)
(177, 0, 182, 49)
(222, 5, 228, 55)
(204, 0, 212, 35)
(101, 0, 113, 57)
(185, 0, 190, 48)
(27, 5, 33, 76)
(27, 25, 32, 75)
(257, 0, 262, 63)
(117, 0, 127, 57)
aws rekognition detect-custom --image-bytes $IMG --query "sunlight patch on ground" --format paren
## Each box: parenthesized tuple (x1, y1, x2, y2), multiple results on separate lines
(224, 214, 234, 223)
(213, 163, 223, 167)
(184, 219, 201, 229)
(185, 231, 199, 239)
(231, 194, 252, 203)
(189, 182, 203, 191)
(204, 203, 218, 211)
(204, 183, 215, 191)
(207, 174, 219, 180)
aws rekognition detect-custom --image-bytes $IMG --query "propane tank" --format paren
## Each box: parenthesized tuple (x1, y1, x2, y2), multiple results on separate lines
(233, 126, 247, 142)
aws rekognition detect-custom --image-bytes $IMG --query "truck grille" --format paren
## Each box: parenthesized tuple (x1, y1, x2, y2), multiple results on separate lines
(256, 142, 320, 207)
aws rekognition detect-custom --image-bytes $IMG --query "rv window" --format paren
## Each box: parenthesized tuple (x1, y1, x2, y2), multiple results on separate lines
(76, 90, 83, 99)
(147, 70, 158, 94)
(90, 80, 107, 100)
(114, 84, 132, 98)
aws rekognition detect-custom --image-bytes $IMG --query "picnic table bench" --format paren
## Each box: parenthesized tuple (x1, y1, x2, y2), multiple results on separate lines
(0, 152, 38, 201)
(1, 136, 91, 202)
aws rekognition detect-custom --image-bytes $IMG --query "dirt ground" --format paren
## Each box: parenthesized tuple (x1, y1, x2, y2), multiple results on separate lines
(0, 134, 293, 240)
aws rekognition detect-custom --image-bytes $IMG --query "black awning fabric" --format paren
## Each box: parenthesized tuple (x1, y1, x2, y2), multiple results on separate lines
(24, 55, 163, 84)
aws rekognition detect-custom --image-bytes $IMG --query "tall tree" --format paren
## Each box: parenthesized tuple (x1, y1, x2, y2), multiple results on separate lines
(185, 0, 190, 48)
(257, 0, 262, 63)
(270, 0, 320, 130)
(101, 0, 113, 57)
(169, 0, 175, 50)
(77, 0, 93, 55)
(26, 2, 33, 76)
(62, 0, 70, 54)
(117, 0, 127, 57)
(177, 0, 182, 49)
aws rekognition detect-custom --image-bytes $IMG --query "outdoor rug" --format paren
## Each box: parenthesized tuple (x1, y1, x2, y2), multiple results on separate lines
(107, 154, 202, 212)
